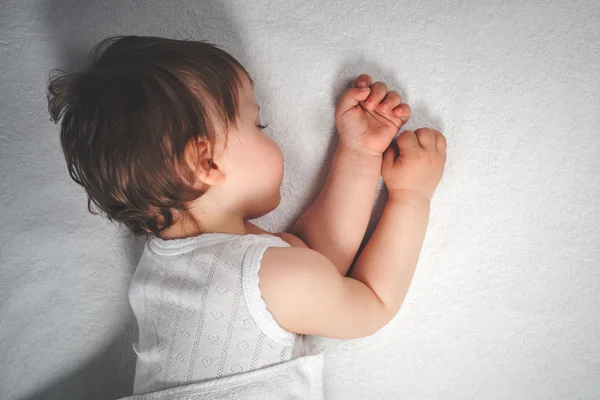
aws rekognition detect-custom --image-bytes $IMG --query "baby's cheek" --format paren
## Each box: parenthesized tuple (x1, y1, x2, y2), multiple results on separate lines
(270, 143, 285, 180)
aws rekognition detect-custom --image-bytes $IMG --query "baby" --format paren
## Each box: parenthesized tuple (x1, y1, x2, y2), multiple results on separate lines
(47, 36, 446, 396)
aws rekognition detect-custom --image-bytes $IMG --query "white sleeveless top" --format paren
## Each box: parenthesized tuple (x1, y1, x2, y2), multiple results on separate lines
(128, 232, 303, 395)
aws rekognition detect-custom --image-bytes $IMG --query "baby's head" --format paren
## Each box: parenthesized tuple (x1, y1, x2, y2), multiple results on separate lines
(47, 36, 284, 239)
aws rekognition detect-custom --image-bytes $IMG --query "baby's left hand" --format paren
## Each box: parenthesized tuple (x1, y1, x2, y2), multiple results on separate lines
(335, 74, 411, 155)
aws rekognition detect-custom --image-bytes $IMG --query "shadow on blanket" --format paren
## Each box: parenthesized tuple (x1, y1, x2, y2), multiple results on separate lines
(22, 318, 139, 400)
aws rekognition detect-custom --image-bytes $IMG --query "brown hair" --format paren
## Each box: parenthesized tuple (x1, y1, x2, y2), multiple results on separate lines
(47, 35, 253, 239)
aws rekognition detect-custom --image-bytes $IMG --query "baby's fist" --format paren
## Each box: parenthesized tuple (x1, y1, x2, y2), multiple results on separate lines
(382, 128, 447, 202)
(335, 74, 411, 155)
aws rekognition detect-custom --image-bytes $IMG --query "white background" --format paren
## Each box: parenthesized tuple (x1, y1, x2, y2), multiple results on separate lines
(1, 1, 598, 399)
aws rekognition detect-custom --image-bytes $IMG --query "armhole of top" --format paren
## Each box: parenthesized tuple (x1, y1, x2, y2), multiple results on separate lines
(241, 237, 294, 346)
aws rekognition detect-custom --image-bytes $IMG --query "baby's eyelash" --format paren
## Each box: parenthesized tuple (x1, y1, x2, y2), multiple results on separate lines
(257, 123, 269, 130)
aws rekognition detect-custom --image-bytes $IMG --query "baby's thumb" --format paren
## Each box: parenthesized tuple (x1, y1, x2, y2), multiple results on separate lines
(336, 87, 370, 116)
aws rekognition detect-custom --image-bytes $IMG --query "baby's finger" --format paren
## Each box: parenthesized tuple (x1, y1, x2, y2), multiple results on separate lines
(378, 91, 403, 113)
(396, 129, 420, 150)
(394, 103, 411, 122)
(364, 81, 388, 110)
(335, 87, 371, 117)
(353, 74, 372, 89)
(435, 131, 447, 153)
(414, 128, 436, 149)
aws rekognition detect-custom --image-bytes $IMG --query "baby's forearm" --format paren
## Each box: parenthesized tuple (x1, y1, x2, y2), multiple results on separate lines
(350, 191, 430, 316)
(291, 144, 381, 275)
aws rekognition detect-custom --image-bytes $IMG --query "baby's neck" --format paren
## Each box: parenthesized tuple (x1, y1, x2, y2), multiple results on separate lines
(158, 208, 247, 240)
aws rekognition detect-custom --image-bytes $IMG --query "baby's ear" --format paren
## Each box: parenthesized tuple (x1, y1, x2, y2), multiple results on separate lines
(184, 137, 225, 187)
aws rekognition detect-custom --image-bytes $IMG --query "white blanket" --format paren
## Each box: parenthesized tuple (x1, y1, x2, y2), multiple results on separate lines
(118, 353, 324, 400)
(1, 1, 599, 399)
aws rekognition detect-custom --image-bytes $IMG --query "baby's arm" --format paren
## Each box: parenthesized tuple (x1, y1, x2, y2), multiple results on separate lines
(261, 129, 446, 337)
(291, 146, 382, 272)
(292, 75, 410, 275)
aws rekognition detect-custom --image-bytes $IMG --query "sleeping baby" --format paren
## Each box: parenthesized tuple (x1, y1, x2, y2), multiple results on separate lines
(47, 35, 446, 397)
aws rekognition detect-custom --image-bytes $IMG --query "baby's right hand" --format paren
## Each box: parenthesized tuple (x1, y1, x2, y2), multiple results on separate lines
(382, 128, 447, 203)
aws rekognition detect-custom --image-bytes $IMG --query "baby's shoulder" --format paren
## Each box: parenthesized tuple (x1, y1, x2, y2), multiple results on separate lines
(271, 232, 309, 248)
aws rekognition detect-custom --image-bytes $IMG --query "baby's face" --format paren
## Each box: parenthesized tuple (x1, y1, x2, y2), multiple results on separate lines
(214, 70, 284, 219)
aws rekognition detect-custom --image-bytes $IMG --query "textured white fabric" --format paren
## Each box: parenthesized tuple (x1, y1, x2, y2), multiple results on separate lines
(128, 233, 297, 395)
(117, 352, 324, 400)
(2, 1, 600, 400)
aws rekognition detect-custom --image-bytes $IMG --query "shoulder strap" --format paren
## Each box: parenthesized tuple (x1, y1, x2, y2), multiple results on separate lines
(241, 235, 295, 346)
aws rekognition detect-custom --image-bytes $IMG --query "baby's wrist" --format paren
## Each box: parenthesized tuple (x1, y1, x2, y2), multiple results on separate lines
(337, 141, 383, 161)
(387, 189, 431, 208)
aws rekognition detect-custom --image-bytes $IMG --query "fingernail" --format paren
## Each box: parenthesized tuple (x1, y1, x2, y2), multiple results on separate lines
(360, 87, 369, 91)
(367, 101, 375, 109)
(359, 81, 367, 87)
(381, 104, 389, 111)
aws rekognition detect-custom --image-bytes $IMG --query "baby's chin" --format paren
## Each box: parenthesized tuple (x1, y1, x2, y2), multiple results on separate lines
(245, 190, 281, 220)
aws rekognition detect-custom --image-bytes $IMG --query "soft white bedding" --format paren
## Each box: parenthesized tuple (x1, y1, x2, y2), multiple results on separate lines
(1, 1, 599, 399)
